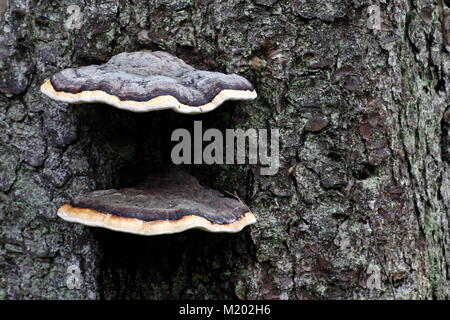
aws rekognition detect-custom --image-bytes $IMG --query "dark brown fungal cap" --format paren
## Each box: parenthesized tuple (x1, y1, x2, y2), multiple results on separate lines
(41, 51, 257, 114)
(57, 169, 256, 235)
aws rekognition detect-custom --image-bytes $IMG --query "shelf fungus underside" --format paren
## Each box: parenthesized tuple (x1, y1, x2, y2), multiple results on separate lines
(41, 51, 257, 113)
(58, 169, 256, 235)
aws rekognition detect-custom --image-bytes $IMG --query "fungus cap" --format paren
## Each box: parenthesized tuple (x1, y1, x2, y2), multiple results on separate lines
(41, 51, 257, 114)
(57, 169, 256, 235)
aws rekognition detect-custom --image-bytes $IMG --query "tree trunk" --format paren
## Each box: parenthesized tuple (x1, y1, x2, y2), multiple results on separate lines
(0, 0, 448, 300)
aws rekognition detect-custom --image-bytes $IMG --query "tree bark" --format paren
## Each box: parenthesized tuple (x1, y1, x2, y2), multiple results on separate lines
(0, 0, 448, 299)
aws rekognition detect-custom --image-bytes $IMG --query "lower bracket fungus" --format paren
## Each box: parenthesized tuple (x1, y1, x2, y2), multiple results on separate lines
(41, 51, 257, 114)
(57, 169, 256, 235)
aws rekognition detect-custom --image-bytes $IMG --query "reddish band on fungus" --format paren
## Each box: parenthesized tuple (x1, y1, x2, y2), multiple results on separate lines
(57, 204, 256, 236)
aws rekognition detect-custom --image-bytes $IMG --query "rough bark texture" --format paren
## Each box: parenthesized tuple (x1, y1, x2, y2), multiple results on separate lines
(0, 0, 449, 299)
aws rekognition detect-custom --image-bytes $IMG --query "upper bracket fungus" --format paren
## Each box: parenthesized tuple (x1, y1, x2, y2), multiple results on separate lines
(57, 169, 256, 236)
(41, 51, 257, 114)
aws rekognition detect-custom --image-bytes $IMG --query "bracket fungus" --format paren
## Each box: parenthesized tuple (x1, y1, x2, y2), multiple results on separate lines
(57, 169, 256, 236)
(41, 51, 257, 114)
